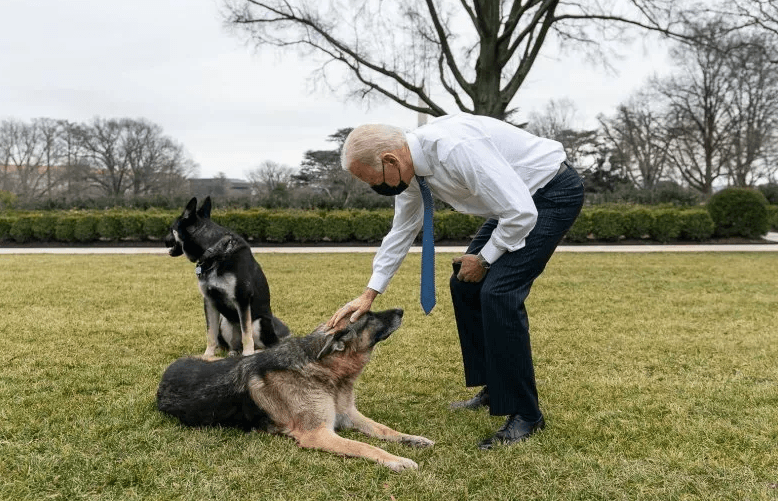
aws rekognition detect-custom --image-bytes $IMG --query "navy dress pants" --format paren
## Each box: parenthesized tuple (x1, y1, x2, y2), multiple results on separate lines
(449, 163, 584, 420)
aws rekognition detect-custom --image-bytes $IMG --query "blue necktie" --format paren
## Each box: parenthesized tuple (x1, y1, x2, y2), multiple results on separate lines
(416, 176, 435, 314)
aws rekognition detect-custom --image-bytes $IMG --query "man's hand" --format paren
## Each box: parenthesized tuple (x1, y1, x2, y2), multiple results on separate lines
(327, 288, 379, 328)
(453, 254, 488, 283)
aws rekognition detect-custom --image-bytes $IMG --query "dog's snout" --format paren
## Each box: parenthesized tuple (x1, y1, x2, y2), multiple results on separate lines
(395, 308, 404, 318)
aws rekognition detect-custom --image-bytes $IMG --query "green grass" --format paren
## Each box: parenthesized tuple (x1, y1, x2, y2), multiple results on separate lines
(1, 252, 777, 500)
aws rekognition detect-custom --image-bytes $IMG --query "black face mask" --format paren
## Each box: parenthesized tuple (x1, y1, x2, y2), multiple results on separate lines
(370, 163, 409, 196)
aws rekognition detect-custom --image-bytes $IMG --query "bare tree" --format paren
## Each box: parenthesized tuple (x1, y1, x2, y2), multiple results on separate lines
(725, 33, 778, 186)
(0, 119, 53, 202)
(75, 117, 196, 198)
(598, 89, 672, 189)
(723, 0, 778, 37)
(657, 22, 737, 196)
(246, 160, 293, 196)
(223, 0, 691, 120)
(75, 117, 132, 197)
(656, 20, 778, 195)
(123, 119, 197, 196)
(526, 98, 578, 139)
(526, 98, 601, 171)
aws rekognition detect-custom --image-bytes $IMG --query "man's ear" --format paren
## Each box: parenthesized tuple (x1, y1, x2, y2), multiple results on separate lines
(380, 151, 399, 168)
(182, 197, 198, 219)
(198, 196, 212, 219)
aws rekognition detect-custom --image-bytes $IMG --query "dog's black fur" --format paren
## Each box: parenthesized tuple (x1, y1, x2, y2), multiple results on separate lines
(164, 196, 289, 356)
(156, 354, 273, 431)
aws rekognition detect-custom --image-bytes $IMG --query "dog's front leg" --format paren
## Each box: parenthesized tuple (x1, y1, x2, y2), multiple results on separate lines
(202, 298, 221, 359)
(292, 426, 419, 472)
(238, 305, 254, 356)
(345, 407, 434, 448)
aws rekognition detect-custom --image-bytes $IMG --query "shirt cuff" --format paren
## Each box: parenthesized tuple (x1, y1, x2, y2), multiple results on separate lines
(367, 273, 391, 294)
(479, 239, 508, 265)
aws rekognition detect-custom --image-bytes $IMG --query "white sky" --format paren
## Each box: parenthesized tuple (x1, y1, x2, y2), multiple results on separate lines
(1, 0, 671, 179)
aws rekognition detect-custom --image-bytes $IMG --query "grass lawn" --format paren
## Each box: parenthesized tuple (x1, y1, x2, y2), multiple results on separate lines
(1, 251, 777, 500)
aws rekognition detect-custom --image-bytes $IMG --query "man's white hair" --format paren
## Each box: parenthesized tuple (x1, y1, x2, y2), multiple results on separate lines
(340, 124, 407, 172)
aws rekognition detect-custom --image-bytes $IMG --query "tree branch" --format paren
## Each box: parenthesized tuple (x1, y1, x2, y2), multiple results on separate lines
(424, 0, 475, 98)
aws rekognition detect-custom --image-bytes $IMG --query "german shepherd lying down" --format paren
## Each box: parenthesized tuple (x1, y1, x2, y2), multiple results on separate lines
(157, 309, 434, 471)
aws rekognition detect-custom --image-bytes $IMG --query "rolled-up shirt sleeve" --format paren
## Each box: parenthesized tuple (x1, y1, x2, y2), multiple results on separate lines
(367, 180, 424, 293)
(449, 141, 538, 264)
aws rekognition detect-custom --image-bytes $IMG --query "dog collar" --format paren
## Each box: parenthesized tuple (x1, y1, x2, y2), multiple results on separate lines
(194, 261, 216, 277)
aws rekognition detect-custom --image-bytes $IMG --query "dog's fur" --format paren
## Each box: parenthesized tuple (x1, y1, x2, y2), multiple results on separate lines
(156, 309, 433, 471)
(164, 196, 289, 357)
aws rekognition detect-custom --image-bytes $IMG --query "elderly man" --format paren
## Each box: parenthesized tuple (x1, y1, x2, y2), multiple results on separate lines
(327, 113, 584, 449)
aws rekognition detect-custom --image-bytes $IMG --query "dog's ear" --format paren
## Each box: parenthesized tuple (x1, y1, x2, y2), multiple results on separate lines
(316, 328, 353, 359)
(182, 197, 198, 219)
(198, 196, 212, 219)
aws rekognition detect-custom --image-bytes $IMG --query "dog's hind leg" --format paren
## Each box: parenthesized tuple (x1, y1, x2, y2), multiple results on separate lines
(238, 305, 254, 356)
(344, 407, 434, 448)
(203, 298, 221, 359)
(292, 426, 419, 472)
(257, 315, 279, 348)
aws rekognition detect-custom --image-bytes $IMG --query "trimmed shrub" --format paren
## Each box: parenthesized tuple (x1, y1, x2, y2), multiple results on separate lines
(143, 213, 172, 240)
(678, 209, 715, 241)
(623, 207, 654, 240)
(322, 211, 353, 242)
(55, 215, 78, 242)
(757, 183, 778, 205)
(240, 210, 267, 241)
(649, 208, 682, 243)
(96, 213, 124, 241)
(589, 207, 625, 242)
(264, 212, 292, 242)
(707, 188, 769, 238)
(10, 215, 37, 243)
(435, 211, 483, 241)
(351, 210, 393, 242)
(289, 211, 326, 243)
(31, 213, 58, 241)
(74, 215, 99, 242)
(564, 209, 591, 243)
(0, 215, 16, 240)
(214, 211, 250, 239)
(121, 213, 147, 240)
(767, 205, 778, 231)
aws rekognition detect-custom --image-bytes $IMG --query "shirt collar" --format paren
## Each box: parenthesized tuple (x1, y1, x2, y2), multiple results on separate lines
(405, 131, 432, 177)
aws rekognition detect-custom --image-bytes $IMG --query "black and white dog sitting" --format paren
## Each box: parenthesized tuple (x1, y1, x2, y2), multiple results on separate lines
(164, 197, 289, 357)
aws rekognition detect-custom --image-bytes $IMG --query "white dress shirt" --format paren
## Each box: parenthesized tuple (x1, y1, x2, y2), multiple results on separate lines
(367, 113, 566, 294)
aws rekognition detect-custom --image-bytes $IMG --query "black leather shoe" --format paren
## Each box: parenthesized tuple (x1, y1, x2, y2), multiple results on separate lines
(478, 414, 545, 449)
(450, 386, 489, 410)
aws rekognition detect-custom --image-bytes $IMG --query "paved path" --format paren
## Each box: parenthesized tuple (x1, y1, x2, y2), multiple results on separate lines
(2, 232, 777, 254)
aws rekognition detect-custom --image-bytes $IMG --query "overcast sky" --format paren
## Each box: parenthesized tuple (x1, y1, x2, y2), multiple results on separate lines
(1, 0, 671, 180)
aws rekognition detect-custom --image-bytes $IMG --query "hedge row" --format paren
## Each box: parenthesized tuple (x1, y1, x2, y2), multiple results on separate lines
(1, 204, 776, 245)
(0, 209, 483, 244)
(565, 207, 718, 243)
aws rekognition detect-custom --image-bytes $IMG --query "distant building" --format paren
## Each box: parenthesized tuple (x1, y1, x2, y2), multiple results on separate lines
(189, 177, 252, 199)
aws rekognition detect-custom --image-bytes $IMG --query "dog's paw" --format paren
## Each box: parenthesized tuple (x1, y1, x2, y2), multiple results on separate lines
(401, 435, 434, 448)
(242, 347, 255, 357)
(383, 456, 418, 472)
(200, 354, 220, 361)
